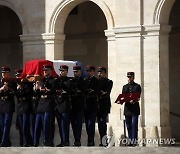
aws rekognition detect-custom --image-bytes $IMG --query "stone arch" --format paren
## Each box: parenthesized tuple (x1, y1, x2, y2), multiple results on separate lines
(0, 0, 24, 32)
(49, 0, 114, 33)
(153, 0, 176, 24)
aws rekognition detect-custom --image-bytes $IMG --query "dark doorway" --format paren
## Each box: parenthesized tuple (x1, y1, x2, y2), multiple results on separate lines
(0, 6, 23, 76)
(169, 0, 180, 141)
(64, 1, 107, 71)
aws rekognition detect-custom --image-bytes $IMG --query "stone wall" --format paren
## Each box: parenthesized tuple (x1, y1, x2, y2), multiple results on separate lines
(0, 0, 179, 146)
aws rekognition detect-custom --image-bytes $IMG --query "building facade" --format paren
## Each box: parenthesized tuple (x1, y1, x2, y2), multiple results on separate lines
(0, 0, 180, 145)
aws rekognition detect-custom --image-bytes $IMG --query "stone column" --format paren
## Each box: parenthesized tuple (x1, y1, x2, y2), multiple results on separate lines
(42, 33, 65, 60)
(143, 24, 172, 143)
(20, 33, 65, 63)
(20, 34, 46, 64)
(105, 29, 118, 144)
(104, 29, 116, 98)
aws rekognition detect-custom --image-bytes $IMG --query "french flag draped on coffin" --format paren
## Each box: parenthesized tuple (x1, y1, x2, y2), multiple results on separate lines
(21, 59, 86, 78)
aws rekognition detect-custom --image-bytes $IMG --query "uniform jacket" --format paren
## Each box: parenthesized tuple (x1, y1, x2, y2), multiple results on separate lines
(98, 77, 113, 114)
(0, 80, 16, 113)
(69, 76, 85, 112)
(16, 82, 33, 115)
(55, 76, 71, 113)
(85, 76, 99, 112)
(122, 81, 141, 116)
(31, 84, 41, 114)
(37, 76, 56, 113)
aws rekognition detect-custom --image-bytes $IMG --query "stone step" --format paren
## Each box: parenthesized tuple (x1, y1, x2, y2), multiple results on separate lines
(0, 147, 180, 154)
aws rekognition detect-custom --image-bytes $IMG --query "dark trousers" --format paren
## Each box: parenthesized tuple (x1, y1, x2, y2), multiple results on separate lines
(85, 111, 96, 144)
(33, 113, 42, 145)
(30, 114, 36, 142)
(18, 114, 32, 146)
(30, 113, 43, 145)
(97, 113, 108, 143)
(0, 112, 13, 146)
(125, 115, 139, 143)
(16, 115, 23, 146)
(34, 112, 54, 146)
(71, 111, 83, 142)
(56, 112, 70, 144)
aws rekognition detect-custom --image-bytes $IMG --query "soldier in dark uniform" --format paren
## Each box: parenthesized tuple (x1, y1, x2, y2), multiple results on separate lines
(55, 65, 71, 147)
(97, 67, 113, 146)
(16, 76, 33, 147)
(14, 69, 24, 147)
(122, 72, 141, 146)
(69, 66, 85, 147)
(85, 65, 99, 146)
(30, 77, 41, 147)
(34, 64, 56, 147)
(0, 67, 16, 147)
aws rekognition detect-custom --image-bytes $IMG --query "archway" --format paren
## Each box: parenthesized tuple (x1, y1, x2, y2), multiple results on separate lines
(154, 0, 175, 24)
(49, 0, 114, 33)
(169, 0, 180, 141)
(64, 1, 107, 68)
(0, 5, 23, 75)
(49, 0, 113, 144)
(49, 0, 114, 71)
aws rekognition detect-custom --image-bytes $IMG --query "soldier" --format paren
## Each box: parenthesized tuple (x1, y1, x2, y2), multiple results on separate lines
(97, 67, 113, 146)
(122, 72, 141, 146)
(14, 69, 24, 147)
(34, 64, 56, 147)
(16, 75, 33, 147)
(69, 66, 85, 147)
(85, 65, 99, 146)
(55, 65, 71, 147)
(31, 77, 41, 147)
(0, 67, 16, 147)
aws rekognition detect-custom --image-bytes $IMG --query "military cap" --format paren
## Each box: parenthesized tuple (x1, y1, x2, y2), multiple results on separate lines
(1, 67, 10, 73)
(98, 66, 106, 73)
(73, 65, 81, 71)
(59, 65, 68, 71)
(14, 69, 23, 76)
(43, 64, 52, 71)
(127, 72, 135, 77)
(86, 65, 95, 71)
